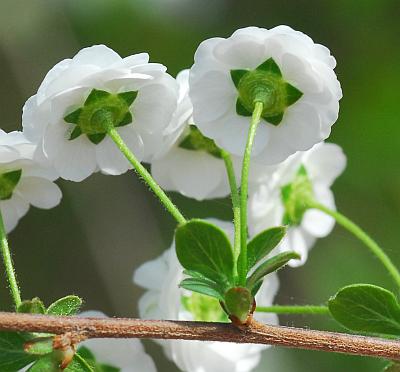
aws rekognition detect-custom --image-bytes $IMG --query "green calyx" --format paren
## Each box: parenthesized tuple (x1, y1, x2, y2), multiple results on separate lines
(0, 169, 22, 200)
(178, 125, 222, 159)
(182, 293, 228, 322)
(64, 89, 138, 145)
(231, 58, 303, 125)
(281, 165, 314, 226)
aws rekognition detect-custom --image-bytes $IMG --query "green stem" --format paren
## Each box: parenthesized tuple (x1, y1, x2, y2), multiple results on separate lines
(311, 202, 400, 289)
(221, 150, 240, 280)
(238, 101, 264, 286)
(256, 305, 330, 315)
(0, 209, 21, 308)
(107, 127, 186, 225)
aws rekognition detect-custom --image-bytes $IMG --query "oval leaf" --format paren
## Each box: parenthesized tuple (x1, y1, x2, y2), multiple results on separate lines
(246, 251, 300, 291)
(247, 226, 286, 269)
(46, 296, 83, 316)
(175, 219, 234, 284)
(0, 332, 37, 371)
(328, 284, 400, 336)
(179, 278, 224, 300)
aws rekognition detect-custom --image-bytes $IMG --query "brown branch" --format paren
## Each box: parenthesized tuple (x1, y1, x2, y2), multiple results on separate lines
(0, 312, 399, 360)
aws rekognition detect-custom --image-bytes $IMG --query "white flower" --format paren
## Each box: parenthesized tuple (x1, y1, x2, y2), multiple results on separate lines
(249, 142, 346, 266)
(134, 219, 279, 372)
(0, 130, 62, 233)
(151, 70, 235, 200)
(79, 311, 157, 372)
(22, 45, 179, 182)
(189, 26, 342, 165)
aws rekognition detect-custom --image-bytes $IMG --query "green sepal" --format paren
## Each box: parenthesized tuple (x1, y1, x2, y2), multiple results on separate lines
(117, 91, 138, 106)
(236, 99, 252, 117)
(116, 112, 133, 127)
(262, 112, 284, 126)
(88, 133, 106, 145)
(285, 82, 303, 105)
(46, 295, 83, 316)
(17, 298, 46, 314)
(69, 126, 83, 141)
(64, 108, 82, 124)
(246, 251, 300, 292)
(0, 332, 37, 371)
(179, 278, 224, 301)
(0, 169, 22, 201)
(230, 69, 248, 88)
(328, 284, 400, 336)
(247, 226, 287, 270)
(256, 57, 282, 76)
(224, 287, 254, 324)
(175, 219, 235, 285)
(24, 336, 54, 356)
(84, 89, 111, 105)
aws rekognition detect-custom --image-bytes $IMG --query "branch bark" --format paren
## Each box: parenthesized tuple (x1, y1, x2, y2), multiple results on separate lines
(0, 312, 399, 361)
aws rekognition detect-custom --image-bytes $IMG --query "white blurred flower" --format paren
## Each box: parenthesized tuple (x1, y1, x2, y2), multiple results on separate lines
(249, 142, 346, 266)
(23, 45, 179, 182)
(189, 26, 342, 165)
(134, 219, 279, 372)
(79, 311, 157, 372)
(0, 130, 61, 233)
(151, 70, 235, 200)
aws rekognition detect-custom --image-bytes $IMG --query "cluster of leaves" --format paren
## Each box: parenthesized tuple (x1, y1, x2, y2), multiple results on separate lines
(0, 295, 115, 372)
(175, 219, 299, 323)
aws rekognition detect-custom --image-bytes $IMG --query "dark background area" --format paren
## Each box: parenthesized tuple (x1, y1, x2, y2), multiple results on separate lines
(0, 1, 399, 370)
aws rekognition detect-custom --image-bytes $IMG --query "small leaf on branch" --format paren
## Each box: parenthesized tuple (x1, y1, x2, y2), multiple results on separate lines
(78, 346, 119, 372)
(46, 295, 83, 316)
(24, 336, 54, 355)
(65, 354, 94, 372)
(224, 287, 254, 325)
(328, 284, 400, 336)
(179, 278, 224, 301)
(27, 353, 60, 371)
(383, 363, 400, 371)
(246, 251, 300, 292)
(17, 298, 46, 314)
(0, 332, 37, 371)
(175, 219, 234, 284)
(247, 226, 286, 269)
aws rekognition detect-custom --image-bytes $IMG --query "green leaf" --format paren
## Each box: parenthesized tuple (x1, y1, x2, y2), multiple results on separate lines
(224, 287, 253, 324)
(383, 363, 400, 371)
(88, 133, 106, 145)
(64, 108, 82, 124)
(262, 112, 284, 126)
(175, 219, 234, 284)
(99, 364, 120, 372)
(84, 89, 111, 105)
(285, 82, 303, 105)
(246, 251, 300, 291)
(17, 298, 46, 314)
(235, 99, 252, 117)
(247, 226, 287, 269)
(28, 353, 60, 372)
(24, 336, 53, 355)
(47, 295, 83, 316)
(65, 354, 94, 372)
(179, 278, 224, 300)
(230, 69, 248, 88)
(0, 332, 37, 371)
(256, 57, 282, 76)
(328, 284, 400, 336)
(117, 91, 138, 106)
(69, 126, 83, 140)
(77, 347, 119, 372)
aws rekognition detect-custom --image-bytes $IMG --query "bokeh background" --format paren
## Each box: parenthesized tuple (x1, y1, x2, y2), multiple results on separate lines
(1, 0, 399, 370)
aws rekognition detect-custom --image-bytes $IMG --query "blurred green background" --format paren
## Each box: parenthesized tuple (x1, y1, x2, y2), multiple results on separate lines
(0, 0, 399, 370)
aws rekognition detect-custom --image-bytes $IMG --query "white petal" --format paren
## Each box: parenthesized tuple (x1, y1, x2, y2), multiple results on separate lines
(16, 177, 62, 209)
(0, 195, 29, 233)
(133, 254, 169, 291)
(302, 208, 335, 238)
(71, 45, 121, 68)
(110, 53, 149, 69)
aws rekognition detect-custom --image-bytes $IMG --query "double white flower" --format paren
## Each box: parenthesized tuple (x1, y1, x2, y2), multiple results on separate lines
(0, 131, 61, 233)
(189, 26, 341, 165)
(23, 45, 179, 181)
(249, 142, 346, 266)
(134, 219, 279, 372)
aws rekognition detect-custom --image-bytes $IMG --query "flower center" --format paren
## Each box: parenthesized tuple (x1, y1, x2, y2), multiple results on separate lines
(64, 89, 138, 145)
(0, 169, 22, 201)
(182, 293, 228, 322)
(280, 165, 314, 225)
(231, 58, 303, 126)
(178, 125, 222, 159)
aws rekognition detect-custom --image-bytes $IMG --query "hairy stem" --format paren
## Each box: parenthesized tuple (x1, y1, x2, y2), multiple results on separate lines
(107, 127, 186, 225)
(238, 101, 264, 285)
(311, 202, 400, 289)
(221, 150, 241, 280)
(0, 312, 399, 361)
(256, 305, 330, 315)
(0, 210, 21, 308)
